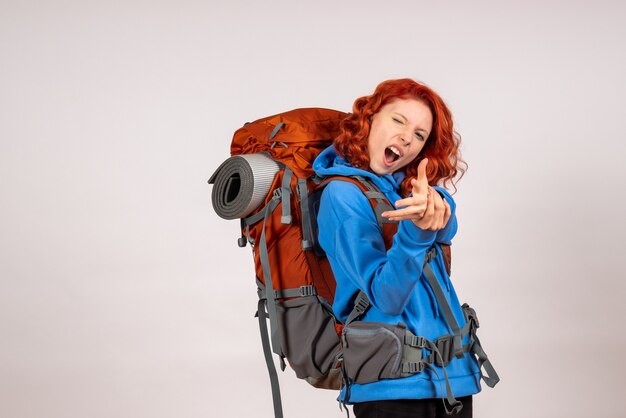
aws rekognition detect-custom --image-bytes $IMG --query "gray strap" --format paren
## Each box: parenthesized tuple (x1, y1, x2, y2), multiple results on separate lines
(364, 191, 386, 199)
(421, 342, 474, 366)
(243, 207, 267, 227)
(272, 285, 317, 299)
(281, 168, 293, 224)
(257, 282, 316, 300)
(353, 176, 397, 226)
(461, 304, 500, 387)
(237, 218, 248, 247)
(345, 291, 371, 325)
(297, 178, 313, 250)
(243, 167, 290, 226)
(398, 331, 463, 415)
(423, 248, 464, 359)
(468, 328, 501, 388)
(422, 339, 463, 415)
(258, 190, 284, 357)
(353, 175, 375, 190)
(270, 141, 288, 149)
(257, 299, 284, 418)
(269, 122, 285, 140)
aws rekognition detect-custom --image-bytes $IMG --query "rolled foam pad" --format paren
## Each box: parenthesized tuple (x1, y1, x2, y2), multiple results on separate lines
(209, 153, 281, 220)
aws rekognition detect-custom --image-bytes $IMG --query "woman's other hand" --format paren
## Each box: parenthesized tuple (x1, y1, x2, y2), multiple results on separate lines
(381, 158, 451, 230)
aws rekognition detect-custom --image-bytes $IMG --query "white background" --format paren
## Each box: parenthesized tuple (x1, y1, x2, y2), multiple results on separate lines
(1, 1, 625, 417)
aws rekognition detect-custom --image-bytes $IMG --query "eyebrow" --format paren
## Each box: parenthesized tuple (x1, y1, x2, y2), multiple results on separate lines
(393, 112, 430, 135)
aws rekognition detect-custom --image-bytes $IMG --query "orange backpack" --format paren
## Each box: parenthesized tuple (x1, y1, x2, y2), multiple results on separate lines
(209, 108, 399, 417)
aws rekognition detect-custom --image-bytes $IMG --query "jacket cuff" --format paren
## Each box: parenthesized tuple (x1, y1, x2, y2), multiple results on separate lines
(400, 219, 437, 246)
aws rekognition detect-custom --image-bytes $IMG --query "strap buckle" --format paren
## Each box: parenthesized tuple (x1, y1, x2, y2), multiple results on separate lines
(434, 335, 454, 367)
(299, 285, 316, 297)
(424, 246, 438, 263)
(462, 303, 480, 329)
(402, 361, 425, 374)
(404, 334, 426, 348)
(354, 293, 370, 314)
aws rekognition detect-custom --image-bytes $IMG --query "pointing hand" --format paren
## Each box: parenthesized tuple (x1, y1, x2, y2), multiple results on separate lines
(381, 158, 451, 230)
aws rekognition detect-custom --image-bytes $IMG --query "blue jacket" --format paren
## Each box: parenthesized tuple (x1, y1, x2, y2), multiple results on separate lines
(313, 146, 482, 403)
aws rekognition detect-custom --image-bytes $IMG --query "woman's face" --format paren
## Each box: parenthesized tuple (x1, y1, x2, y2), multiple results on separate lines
(367, 98, 433, 175)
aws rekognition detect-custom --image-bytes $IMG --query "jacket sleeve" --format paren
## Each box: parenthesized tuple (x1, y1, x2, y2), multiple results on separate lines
(317, 181, 439, 316)
(432, 186, 458, 245)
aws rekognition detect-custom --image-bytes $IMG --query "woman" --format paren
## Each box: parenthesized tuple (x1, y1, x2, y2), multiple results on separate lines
(313, 79, 486, 417)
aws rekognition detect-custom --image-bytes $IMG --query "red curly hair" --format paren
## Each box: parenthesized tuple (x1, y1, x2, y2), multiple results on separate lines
(334, 79, 466, 196)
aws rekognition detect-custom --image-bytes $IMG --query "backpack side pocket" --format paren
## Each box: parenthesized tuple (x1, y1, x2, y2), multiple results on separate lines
(276, 296, 342, 388)
(342, 322, 405, 384)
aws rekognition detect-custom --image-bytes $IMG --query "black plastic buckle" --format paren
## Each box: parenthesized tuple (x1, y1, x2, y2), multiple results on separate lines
(435, 335, 453, 367)
(354, 293, 370, 313)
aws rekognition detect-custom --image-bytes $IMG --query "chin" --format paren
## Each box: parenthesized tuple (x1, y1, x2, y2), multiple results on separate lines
(370, 160, 397, 176)
(372, 167, 392, 176)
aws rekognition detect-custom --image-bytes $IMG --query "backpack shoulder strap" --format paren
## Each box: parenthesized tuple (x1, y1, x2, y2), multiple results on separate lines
(318, 175, 398, 249)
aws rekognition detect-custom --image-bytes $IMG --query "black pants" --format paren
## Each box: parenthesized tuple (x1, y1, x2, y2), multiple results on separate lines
(353, 396, 472, 418)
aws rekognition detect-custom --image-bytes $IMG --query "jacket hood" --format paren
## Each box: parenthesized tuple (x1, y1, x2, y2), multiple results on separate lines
(313, 145, 405, 194)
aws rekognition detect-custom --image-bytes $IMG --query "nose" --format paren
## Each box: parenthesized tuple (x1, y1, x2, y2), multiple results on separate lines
(400, 128, 412, 145)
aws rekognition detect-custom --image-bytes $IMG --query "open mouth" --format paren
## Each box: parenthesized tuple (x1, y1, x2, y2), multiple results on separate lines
(384, 146, 401, 165)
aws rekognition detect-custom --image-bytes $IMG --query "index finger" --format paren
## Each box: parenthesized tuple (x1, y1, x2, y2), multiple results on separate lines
(394, 194, 428, 208)
(381, 207, 424, 218)
(416, 158, 429, 192)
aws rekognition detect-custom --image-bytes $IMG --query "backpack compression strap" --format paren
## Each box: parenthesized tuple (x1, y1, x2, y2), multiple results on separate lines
(256, 297, 284, 418)
(242, 188, 287, 418)
(246, 187, 286, 361)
